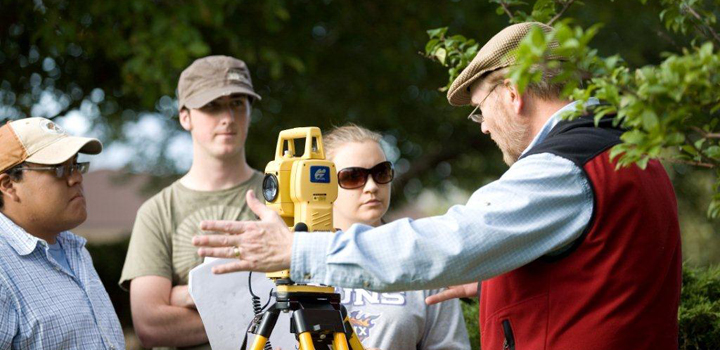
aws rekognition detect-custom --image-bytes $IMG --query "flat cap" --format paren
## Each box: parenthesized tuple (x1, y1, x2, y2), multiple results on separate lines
(447, 22, 557, 106)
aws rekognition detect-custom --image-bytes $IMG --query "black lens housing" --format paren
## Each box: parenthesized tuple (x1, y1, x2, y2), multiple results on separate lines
(263, 174, 279, 202)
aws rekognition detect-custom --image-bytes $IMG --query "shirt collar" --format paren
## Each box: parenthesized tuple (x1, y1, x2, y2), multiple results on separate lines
(521, 98, 600, 156)
(0, 212, 85, 256)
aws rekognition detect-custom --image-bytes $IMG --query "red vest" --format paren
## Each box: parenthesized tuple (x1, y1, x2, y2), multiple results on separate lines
(479, 117, 681, 350)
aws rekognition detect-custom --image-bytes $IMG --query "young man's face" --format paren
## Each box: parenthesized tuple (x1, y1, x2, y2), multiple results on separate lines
(7, 157, 88, 232)
(181, 94, 251, 159)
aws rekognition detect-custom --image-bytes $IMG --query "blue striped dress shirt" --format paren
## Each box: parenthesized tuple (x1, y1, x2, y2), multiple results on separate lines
(291, 100, 598, 292)
(0, 212, 124, 349)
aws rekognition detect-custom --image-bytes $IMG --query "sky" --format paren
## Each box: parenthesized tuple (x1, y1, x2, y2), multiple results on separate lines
(56, 107, 194, 172)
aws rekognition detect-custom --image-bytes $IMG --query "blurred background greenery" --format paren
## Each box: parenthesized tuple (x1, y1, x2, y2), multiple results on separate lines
(3, 0, 719, 348)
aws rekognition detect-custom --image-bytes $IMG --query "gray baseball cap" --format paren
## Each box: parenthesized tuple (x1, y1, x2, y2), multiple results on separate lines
(177, 55, 262, 110)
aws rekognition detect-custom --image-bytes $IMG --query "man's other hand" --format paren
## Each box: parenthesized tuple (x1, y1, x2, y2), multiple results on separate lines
(425, 283, 478, 305)
(192, 190, 293, 274)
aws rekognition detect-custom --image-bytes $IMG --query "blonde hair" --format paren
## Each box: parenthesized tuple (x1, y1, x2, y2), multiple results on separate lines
(323, 123, 384, 161)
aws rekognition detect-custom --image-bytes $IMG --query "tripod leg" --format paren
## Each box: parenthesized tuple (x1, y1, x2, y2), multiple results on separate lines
(298, 332, 316, 350)
(332, 333, 350, 350)
(340, 306, 365, 350)
(249, 336, 269, 350)
(249, 309, 280, 350)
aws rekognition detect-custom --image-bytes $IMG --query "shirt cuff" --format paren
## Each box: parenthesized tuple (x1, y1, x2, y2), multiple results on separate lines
(291, 230, 334, 283)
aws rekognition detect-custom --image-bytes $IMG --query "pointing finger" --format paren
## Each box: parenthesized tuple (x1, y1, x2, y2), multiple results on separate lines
(425, 288, 465, 305)
(212, 260, 257, 274)
(200, 220, 249, 234)
(192, 234, 241, 248)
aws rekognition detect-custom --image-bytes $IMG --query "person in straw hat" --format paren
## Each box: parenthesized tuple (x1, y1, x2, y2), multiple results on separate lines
(0, 117, 124, 349)
(193, 23, 681, 349)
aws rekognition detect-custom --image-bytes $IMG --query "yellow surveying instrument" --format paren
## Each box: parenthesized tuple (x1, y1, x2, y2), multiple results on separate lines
(245, 127, 365, 350)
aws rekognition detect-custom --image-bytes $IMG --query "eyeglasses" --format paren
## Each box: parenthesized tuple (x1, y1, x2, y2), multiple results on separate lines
(10, 162, 90, 179)
(337, 161, 394, 189)
(467, 83, 501, 124)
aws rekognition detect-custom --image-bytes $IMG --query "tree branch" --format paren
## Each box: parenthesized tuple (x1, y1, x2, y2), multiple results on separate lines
(682, 3, 720, 46)
(499, 1, 515, 22)
(662, 157, 715, 169)
(392, 137, 492, 198)
(547, 0, 576, 26)
(692, 126, 720, 139)
(655, 30, 682, 52)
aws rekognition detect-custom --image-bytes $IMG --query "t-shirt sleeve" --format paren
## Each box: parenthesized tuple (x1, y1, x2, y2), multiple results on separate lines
(421, 289, 472, 350)
(118, 198, 173, 291)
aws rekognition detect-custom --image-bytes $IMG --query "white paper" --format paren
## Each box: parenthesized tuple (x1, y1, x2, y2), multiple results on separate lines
(189, 258, 297, 350)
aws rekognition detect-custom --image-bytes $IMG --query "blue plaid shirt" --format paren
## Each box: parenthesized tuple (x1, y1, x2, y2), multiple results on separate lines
(0, 212, 124, 350)
(291, 100, 598, 292)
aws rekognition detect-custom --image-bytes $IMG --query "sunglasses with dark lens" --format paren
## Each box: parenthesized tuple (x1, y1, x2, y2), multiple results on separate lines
(337, 161, 394, 189)
(11, 162, 90, 179)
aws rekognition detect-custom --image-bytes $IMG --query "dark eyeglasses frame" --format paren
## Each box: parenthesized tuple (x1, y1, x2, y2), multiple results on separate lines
(467, 83, 502, 124)
(9, 162, 90, 179)
(337, 161, 394, 189)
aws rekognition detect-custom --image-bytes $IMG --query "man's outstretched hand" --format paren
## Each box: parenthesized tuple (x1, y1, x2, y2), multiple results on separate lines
(192, 190, 293, 274)
(425, 282, 479, 305)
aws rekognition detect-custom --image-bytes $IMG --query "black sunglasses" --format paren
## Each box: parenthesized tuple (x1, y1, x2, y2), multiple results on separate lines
(337, 161, 394, 189)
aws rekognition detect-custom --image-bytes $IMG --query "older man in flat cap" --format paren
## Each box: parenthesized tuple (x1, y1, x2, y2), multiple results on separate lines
(0, 117, 124, 349)
(119, 55, 265, 350)
(193, 23, 681, 349)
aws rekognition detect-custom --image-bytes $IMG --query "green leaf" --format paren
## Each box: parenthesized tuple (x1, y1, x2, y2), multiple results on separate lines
(621, 129, 646, 144)
(426, 27, 447, 39)
(425, 39, 439, 54)
(706, 146, 720, 159)
(641, 110, 659, 130)
(682, 145, 699, 156)
(435, 48, 447, 65)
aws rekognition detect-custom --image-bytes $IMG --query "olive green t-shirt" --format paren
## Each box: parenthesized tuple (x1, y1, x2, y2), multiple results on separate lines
(119, 172, 263, 350)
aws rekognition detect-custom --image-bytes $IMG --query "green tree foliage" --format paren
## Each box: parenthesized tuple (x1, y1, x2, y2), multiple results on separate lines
(0, 0, 511, 200)
(0, 0, 695, 205)
(424, 0, 720, 217)
(680, 265, 720, 349)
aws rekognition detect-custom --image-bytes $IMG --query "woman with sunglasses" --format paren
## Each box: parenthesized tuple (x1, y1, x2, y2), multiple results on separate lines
(323, 124, 470, 350)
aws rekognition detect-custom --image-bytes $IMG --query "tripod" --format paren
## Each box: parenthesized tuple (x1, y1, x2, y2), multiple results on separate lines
(246, 283, 365, 350)
(250, 127, 364, 350)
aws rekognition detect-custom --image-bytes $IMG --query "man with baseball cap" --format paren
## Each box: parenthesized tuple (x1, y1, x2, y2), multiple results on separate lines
(193, 23, 681, 349)
(0, 117, 125, 349)
(119, 55, 264, 349)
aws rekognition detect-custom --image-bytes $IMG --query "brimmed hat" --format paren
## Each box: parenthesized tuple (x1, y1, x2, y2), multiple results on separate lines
(177, 55, 262, 110)
(447, 22, 558, 106)
(0, 117, 102, 173)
